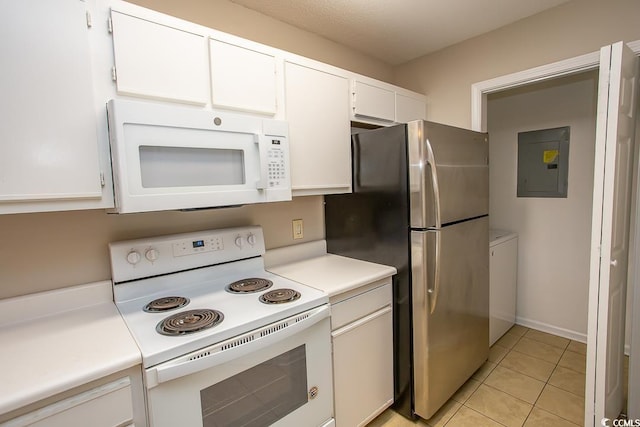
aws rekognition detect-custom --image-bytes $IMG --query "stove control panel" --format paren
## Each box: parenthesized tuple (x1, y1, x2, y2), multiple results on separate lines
(109, 226, 266, 284)
(173, 236, 224, 257)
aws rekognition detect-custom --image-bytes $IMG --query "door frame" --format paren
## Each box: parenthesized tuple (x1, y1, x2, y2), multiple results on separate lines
(471, 39, 640, 424)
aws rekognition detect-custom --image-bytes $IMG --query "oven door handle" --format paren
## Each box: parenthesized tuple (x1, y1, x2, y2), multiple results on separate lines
(146, 305, 330, 388)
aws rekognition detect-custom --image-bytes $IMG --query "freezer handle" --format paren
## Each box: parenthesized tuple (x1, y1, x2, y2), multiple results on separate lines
(428, 230, 441, 314)
(425, 141, 442, 229)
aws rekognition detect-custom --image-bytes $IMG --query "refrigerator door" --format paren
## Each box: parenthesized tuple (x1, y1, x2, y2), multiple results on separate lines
(407, 121, 489, 229)
(411, 216, 489, 419)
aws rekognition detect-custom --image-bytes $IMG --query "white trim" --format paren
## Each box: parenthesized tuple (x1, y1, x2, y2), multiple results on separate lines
(515, 316, 587, 343)
(627, 38, 640, 421)
(471, 42, 640, 132)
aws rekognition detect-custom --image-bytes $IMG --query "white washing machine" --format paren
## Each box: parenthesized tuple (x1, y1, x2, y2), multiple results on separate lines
(489, 229, 518, 345)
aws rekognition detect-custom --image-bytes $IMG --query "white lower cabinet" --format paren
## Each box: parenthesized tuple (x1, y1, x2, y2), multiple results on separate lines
(330, 282, 394, 427)
(2, 378, 135, 427)
(489, 231, 518, 345)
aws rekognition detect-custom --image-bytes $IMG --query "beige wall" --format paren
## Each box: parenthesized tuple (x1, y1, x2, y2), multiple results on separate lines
(488, 71, 598, 339)
(0, 197, 324, 299)
(127, 0, 394, 82)
(393, 0, 640, 129)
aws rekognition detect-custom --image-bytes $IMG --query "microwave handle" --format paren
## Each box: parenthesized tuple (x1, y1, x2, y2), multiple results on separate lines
(255, 134, 268, 190)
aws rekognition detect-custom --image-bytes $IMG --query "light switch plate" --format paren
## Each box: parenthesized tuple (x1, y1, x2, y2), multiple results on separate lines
(292, 219, 304, 239)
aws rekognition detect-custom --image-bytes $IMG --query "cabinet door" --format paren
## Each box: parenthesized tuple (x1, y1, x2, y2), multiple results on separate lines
(6, 377, 134, 427)
(110, 11, 209, 105)
(332, 306, 393, 427)
(396, 93, 426, 123)
(489, 238, 517, 345)
(352, 80, 395, 122)
(209, 39, 277, 115)
(284, 62, 351, 195)
(0, 0, 102, 208)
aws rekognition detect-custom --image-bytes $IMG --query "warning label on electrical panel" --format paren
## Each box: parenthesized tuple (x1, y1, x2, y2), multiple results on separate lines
(543, 150, 559, 164)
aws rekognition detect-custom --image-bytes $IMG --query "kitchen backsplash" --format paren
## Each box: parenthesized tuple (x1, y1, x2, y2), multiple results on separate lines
(0, 196, 324, 300)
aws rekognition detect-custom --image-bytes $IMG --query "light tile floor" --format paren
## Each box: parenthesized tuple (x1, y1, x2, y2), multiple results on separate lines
(366, 325, 627, 427)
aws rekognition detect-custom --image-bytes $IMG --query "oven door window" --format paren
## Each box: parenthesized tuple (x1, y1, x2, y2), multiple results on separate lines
(139, 145, 245, 188)
(200, 345, 308, 427)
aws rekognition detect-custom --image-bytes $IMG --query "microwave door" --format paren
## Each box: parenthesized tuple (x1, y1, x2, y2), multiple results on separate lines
(106, 99, 291, 213)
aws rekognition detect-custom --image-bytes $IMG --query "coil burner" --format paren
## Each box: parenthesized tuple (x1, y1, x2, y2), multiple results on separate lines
(143, 296, 190, 313)
(156, 309, 224, 336)
(259, 288, 301, 304)
(227, 278, 273, 294)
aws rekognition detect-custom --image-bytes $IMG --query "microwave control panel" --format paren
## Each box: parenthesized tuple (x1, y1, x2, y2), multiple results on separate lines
(267, 139, 287, 188)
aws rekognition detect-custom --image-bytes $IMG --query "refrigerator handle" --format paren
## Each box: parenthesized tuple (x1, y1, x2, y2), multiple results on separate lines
(425, 142, 442, 229)
(428, 230, 441, 314)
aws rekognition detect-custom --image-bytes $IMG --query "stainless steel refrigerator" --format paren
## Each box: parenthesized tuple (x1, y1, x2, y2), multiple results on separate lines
(325, 120, 489, 420)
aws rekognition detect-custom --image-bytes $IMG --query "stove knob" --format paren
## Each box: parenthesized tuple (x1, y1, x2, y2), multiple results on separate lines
(235, 236, 244, 248)
(126, 250, 142, 265)
(145, 248, 159, 262)
(247, 233, 256, 246)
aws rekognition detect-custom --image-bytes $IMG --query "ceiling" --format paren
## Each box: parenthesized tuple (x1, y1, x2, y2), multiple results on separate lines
(229, 0, 571, 65)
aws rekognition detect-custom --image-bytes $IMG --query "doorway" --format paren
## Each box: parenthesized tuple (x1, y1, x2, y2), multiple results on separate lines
(473, 41, 640, 424)
(487, 70, 598, 342)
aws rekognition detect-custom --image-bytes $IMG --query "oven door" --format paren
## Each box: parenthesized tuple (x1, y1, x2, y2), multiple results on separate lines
(144, 305, 334, 427)
(106, 99, 291, 213)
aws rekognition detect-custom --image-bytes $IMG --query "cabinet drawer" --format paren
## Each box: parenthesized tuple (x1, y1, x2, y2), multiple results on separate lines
(4, 378, 133, 427)
(331, 282, 392, 330)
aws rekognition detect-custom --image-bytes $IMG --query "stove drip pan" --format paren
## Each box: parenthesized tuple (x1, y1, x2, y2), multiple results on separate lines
(143, 296, 190, 313)
(156, 309, 224, 336)
(226, 278, 273, 294)
(259, 288, 301, 304)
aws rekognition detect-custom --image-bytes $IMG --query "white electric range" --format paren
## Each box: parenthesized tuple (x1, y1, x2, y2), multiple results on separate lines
(110, 226, 335, 427)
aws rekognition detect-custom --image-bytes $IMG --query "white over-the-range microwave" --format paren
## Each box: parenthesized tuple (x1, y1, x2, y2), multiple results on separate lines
(106, 99, 291, 213)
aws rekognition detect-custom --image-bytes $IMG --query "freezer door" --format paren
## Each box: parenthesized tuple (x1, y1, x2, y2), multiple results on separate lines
(411, 216, 489, 419)
(407, 121, 489, 228)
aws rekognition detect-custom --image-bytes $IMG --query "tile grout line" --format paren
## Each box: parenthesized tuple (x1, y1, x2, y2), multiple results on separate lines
(503, 331, 584, 426)
(427, 328, 586, 427)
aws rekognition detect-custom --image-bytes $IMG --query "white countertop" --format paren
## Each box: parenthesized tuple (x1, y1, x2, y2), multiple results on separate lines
(490, 229, 518, 246)
(0, 281, 141, 416)
(266, 241, 396, 298)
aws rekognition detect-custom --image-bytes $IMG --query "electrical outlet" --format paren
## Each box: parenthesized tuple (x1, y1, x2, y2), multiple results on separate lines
(292, 219, 304, 240)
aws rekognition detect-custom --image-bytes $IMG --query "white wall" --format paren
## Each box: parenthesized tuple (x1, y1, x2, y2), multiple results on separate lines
(488, 71, 598, 339)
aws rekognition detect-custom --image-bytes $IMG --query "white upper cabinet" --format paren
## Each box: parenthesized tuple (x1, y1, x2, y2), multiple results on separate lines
(352, 80, 396, 122)
(284, 61, 351, 195)
(351, 79, 427, 125)
(209, 39, 278, 115)
(0, 0, 106, 214)
(396, 93, 427, 122)
(110, 10, 209, 105)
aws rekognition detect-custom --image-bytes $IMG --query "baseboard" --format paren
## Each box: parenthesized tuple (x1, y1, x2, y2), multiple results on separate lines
(515, 317, 633, 356)
(515, 316, 587, 343)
